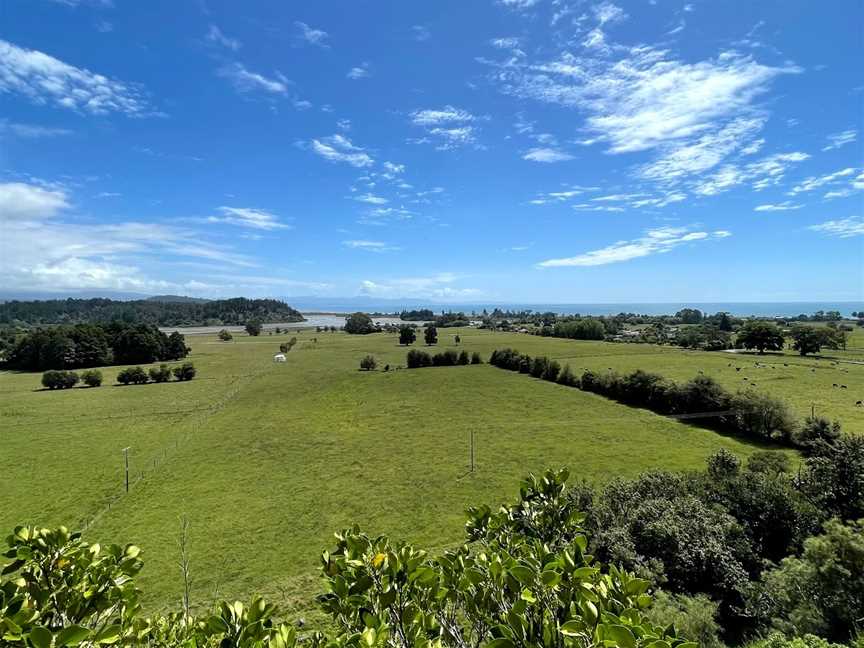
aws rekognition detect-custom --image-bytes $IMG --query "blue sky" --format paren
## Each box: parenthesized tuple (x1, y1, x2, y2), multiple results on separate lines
(1, 0, 861, 303)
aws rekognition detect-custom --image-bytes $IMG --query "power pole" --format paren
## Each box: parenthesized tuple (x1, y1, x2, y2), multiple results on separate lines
(122, 447, 131, 493)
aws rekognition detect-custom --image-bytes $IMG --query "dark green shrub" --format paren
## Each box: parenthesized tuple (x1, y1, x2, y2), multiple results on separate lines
(41, 369, 79, 390)
(172, 362, 196, 381)
(117, 366, 149, 385)
(542, 359, 561, 382)
(360, 355, 377, 371)
(149, 364, 172, 383)
(557, 364, 577, 387)
(432, 350, 459, 366)
(81, 369, 102, 388)
(793, 416, 841, 455)
(530, 356, 548, 378)
(470, 352, 482, 364)
(406, 349, 432, 368)
(457, 350, 470, 365)
(732, 390, 796, 442)
(746, 451, 791, 475)
(518, 354, 532, 374)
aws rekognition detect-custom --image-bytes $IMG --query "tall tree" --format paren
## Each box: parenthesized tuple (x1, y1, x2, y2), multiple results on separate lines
(424, 325, 438, 345)
(736, 321, 785, 354)
(399, 325, 417, 346)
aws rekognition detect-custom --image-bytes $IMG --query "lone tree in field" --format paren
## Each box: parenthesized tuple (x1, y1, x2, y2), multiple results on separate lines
(245, 320, 263, 336)
(360, 355, 377, 371)
(424, 325, 438, 345)
(344, 312, 375, 335)
(218, 329, 233, 341)
(737, 321, 785, 354)
(790, 325, 827, 356)
(399, 325, 417, 346)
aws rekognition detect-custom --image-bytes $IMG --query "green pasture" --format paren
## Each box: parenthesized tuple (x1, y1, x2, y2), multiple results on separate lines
(1, 326, 857, 620)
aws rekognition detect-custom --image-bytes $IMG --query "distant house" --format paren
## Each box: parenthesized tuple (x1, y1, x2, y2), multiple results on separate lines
(273, 353, 287, 363)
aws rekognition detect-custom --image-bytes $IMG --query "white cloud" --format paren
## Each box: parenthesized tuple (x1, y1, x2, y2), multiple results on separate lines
(0, 119, 72, 138)
(342, 240, 400, 252)
(410, 106, 479, 150)
(309, 134, 374, 167)
(788, 167, 857, 195)
(498, 0, 542, 9)
(353, 193, 389, 205)
(754, 201, 803, 212)
(347, 63, 371, 79)
(822, 129, 857, 152)
(491, 46, 798, 183)
(523, 147, 575, 162)
(295, 22, 329, 48)
(206, 25, 241, 50)
(383, 161, 405, 174)
(336, 118, 351, 131)
(537, 226, 730, 267)
(808, 216, 864, 238)
(208, 207, 290, 230)
(217, 63, 287, 95)
(693, 151, 810, 195)
(0, 39, 152, 115)
(593, 1, 627, 25)
(740, 138, 765, 155)
(491, 37, 523, 50)
(359, 273, 481, 299)
(571, 203, 625, 212)
(412, 25, 431, 42)
(529, 185, 599, 204)
(0, 182, 70, 221)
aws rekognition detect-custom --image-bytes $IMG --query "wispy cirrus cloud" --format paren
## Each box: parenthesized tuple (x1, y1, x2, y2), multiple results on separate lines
(342, 240, 400, 253)
(0, 119, 72, 139)
(529, 185, 599, 205)
(523, 147, 574, 162)
(307, 134, 374, 168)
(347, 62, 371, 79)
(537, 226, 731, 267)
(409, 105, 480, 150)
(487, 42, 799, 186)
(217, 62, 287, 95)
(754, 201, 803, 212)
(822, 129, 856, 152)
(206, 25, 241, 51)
(207, 207, 290, 230)
(693, 151, 810, 196)
(808, 216, 864, 238)
(295, 22, 329, 48)
(788, 167, 857, 195)
(0, 38, 153, 116)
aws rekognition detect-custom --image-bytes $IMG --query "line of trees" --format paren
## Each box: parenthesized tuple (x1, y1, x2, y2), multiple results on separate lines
(4, 323, 189, 371)
(406, 349, 481, 368)
(488, 348, 839, 450)
(0, 297, 304, 327)
(117, 362, 196, 385)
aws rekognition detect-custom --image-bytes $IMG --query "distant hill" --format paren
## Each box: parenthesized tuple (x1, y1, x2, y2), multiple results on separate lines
(145, 295, 211, 304)
(0, 297, 304, 327)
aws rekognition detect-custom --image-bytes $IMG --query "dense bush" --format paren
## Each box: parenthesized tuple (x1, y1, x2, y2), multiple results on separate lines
(793, 416, 842, 455)
(172, 362, 196, 381)
(148, 364, 172, 383)
(245, 320, 263, 336)
(406, 349, 432, 368)
(549, 318, 607, 340)
(218, 328, 233, 341)
(457, 350, 470, 365)
(344, 312, 376, 335)
(398, 325, 417, 345)
(542, 358, 561, 382)
(80, 369, 102, 387)
(359, 355, 376, 371)
(530, 355, 549, 378)
(470, 351, 482, 364)
(117, 366, 149, 385)
(0, 471, 698, 648)
(424, 325, 438, 345)
(732, 390, 797, 443)
(431, 350, 459, 366)
(41, 369, 79, 390)
(557, 364, 577, 386)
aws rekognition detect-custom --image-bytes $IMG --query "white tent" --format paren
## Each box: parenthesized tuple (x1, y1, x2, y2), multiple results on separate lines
(273, 353, 287, 362)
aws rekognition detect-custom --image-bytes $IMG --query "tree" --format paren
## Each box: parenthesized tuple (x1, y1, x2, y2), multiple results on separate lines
(793, 416, 841, 455)
(172, 362, 196, 381)
(457, 350, 470, 365)
(165, 332, 189, 360)
(790, 326, 827, 356)
(757, 519, 864, 642)
(398, 325, 416, 346)
(454, 334, 461, 345)
(717, 312, 733, 332)
(81, 369, 102, 387)
(406, 349, 432, 368)
(424, 325, 438, 345)
(359, 355, 377, 371)
(117, 366, 149, 385)
(218, 329, 233, 341)
(112, 325, 166, 365)
(737, 321, 785, 354)
(676, 308, 704, 324)
(245, 320, 263, 336)
(470, 351, 482, 364)
(148, 364, 172, 383)
(344, 312, 375, 335)
(557, 364, 577, 386)
(41, 370, 79, 390)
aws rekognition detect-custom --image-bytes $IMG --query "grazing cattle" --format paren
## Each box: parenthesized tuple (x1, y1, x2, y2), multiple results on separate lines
(736, 367, 741, 372)
(857, 401, 863, 407)
(834, 384, 839, 388)
(784, 363, 789, 367)
(841, 385, 848, 389)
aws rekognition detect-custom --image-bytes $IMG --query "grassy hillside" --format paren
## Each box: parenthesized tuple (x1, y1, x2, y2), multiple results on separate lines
(1, 327, 858, 621)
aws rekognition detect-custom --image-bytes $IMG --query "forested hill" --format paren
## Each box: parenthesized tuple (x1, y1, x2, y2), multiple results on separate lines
(0, 297, 305, 327)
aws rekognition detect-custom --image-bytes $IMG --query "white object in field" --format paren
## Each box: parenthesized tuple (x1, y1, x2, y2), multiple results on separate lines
(273, 353, 287, 362)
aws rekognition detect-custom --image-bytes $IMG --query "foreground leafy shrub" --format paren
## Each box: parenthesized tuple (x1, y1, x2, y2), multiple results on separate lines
(0, 471, 696, 648)
(148, 364, 172, 383)
(733, 390, 796, 443)
(793, 416, 842, 455)
(172, 362, 196, 381)
(117, 366, 149, 385)
(557, 364, 578, 386)
(41, 369, 79, 390)
(80, 369, 102, 387)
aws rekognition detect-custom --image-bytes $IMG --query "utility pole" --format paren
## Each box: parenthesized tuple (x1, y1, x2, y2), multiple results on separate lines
(122, 447, 130, 493)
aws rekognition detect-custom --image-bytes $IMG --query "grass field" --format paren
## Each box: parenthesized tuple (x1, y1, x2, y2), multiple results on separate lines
(1, 326, 859, 621)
